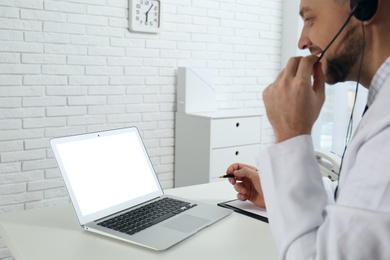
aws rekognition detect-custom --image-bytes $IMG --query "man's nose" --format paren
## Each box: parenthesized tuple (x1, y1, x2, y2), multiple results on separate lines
(298, 29, 312, 50)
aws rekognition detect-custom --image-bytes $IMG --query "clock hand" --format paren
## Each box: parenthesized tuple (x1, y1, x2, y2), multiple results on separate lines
(145, 4, 154, 23)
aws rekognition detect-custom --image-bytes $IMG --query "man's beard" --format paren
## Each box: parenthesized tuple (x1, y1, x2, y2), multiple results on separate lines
(325, 27, 363, 85)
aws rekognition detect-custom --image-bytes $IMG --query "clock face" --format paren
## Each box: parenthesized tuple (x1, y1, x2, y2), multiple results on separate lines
(130, 0, 161, 33)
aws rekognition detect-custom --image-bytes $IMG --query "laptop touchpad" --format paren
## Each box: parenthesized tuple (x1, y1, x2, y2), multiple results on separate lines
(163, 214, 209, 233)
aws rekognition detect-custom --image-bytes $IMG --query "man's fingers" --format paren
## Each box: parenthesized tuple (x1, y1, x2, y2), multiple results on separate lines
(296, 55, 320, 82)
(234, 182, 246, 195)
(237, 193, 248, 201)
(285, 56, 302, 78)
(313, 61, 326, 93)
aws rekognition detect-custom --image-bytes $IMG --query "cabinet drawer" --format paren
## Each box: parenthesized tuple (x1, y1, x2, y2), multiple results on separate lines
(210, 116, 261, 148)
(210, 144, 261, 179)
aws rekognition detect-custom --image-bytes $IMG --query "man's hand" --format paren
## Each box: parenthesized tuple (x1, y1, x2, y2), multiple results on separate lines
(226, 163, 265, 208)
(263, 55, 326, 143)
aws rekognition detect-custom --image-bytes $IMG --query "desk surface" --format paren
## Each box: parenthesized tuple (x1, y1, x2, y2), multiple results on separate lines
(0, 181, 278, 260)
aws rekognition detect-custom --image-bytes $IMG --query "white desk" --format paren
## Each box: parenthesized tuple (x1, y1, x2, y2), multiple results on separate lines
(0, 181, 278, 260)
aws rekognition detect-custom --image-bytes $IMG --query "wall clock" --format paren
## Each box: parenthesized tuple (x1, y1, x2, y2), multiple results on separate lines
(129, 0, 162, 33)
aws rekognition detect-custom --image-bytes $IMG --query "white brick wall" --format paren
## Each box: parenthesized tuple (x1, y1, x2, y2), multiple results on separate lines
(0, 0, 282, 258)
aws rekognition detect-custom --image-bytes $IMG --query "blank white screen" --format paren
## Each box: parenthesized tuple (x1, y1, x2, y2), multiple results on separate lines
(56, 131, 159, 217)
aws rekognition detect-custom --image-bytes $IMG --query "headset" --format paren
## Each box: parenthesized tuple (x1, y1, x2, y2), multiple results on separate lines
(317, 0, 378, 200)
(351, 0, 378, 22)
(317, 0, 378, 61)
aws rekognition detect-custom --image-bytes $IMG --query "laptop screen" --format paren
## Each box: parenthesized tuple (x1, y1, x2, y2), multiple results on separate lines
(51, 128, 163, 225)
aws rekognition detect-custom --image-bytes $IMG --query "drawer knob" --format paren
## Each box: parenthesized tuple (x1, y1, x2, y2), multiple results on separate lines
(236, 122, 240, 127)
(235, 151, 239, 156)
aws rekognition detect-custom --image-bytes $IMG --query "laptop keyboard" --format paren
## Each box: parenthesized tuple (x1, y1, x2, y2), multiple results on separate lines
(97, 197, 197, 235)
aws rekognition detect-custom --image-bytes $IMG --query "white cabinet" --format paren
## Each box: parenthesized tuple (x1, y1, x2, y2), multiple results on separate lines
(174, 112, 262, 187)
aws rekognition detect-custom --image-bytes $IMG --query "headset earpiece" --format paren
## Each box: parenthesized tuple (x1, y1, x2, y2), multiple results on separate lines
(350, 0, 378, 21)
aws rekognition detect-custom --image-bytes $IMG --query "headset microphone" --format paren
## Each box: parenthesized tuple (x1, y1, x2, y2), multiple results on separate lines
(317, 0, 378, 62)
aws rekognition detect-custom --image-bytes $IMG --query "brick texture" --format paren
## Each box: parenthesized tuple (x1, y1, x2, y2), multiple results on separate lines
(0, 0, 282, 258)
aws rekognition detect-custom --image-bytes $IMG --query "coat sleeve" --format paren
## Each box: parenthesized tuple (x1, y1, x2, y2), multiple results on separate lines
(258, 134, 390, 260)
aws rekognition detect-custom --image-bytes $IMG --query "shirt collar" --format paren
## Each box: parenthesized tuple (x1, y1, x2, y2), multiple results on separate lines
(367, 56, 390, 107)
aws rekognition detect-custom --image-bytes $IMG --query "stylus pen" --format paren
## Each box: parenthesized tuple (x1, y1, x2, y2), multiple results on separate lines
(218, 174, 235, 178)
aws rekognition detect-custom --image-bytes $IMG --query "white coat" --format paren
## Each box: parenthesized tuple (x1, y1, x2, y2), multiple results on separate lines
(258, 57, 390, 259)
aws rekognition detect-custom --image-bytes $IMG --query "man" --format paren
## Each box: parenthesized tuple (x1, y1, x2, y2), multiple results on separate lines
(227, 0, 390, 259)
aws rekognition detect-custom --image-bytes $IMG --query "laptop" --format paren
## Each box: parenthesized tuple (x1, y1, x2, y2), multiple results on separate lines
(50, 127, 232, 251)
